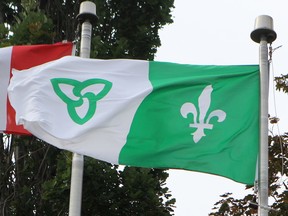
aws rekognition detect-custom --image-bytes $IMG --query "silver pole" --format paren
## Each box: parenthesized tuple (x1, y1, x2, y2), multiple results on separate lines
(258, 35, 269, 216)
(69, 153, 84, 216)
(79, 20, 93, 58)
(68, 2, 97, 216)
(250, 15, 277, 216)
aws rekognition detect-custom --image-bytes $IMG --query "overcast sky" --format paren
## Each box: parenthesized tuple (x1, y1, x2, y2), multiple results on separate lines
(155, 1, 288, 215)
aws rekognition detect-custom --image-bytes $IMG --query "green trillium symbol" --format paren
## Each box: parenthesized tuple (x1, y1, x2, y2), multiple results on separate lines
(51, 78, 112, 125)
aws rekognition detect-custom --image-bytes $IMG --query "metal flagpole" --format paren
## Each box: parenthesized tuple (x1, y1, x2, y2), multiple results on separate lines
(68, 2, 98, 216)
(250, 15, 277, 216)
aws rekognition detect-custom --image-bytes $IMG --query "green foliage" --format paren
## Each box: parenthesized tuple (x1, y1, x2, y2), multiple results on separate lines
(40, 151, 72, 215)
(90, 0, 174, 60)
(0, 0, 22, 24)
(0, 135, 64, 215)
(11, 11, 55, 44)
(80, 161, 176, 215)
(0, 24, 10, 45)
(117, 167, 175, 216)
(210, 193, 257, 216)
(0, 0, 176, 215)
(275, 74, 288, 93)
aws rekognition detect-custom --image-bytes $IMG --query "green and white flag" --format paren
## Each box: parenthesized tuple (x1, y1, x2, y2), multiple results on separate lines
(8, 56, 259, 184)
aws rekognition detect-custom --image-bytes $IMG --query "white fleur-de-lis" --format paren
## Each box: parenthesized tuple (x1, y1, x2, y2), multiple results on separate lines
(180, 85, 226, 143)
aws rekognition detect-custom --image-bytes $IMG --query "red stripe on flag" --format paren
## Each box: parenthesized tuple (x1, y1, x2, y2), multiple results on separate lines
(6, 42, 73, 134)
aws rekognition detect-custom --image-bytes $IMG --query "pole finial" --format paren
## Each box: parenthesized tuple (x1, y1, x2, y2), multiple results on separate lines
(250, 15, 277, 43)
(76, 1, 98, 24)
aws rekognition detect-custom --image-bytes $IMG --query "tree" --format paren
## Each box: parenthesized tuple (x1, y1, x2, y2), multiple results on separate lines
(209, 75, 288, 215)
(0, 0, 176, 215)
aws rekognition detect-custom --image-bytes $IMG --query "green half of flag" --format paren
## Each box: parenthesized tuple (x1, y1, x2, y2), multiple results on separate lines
(120, 62, 259, 185)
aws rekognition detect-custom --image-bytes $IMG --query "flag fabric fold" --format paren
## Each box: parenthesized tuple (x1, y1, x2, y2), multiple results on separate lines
(8, 56, 259, 184)
(0, 42, 73, 134)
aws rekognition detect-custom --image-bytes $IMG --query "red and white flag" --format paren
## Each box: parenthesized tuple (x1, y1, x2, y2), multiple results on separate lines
(0, 42, 73, 134)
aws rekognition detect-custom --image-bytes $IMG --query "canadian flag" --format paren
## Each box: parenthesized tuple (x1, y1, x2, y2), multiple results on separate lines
(0, 42, 73, 134)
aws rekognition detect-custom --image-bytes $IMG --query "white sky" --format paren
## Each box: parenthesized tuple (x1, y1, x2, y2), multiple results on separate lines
(155, 1, 288, 215)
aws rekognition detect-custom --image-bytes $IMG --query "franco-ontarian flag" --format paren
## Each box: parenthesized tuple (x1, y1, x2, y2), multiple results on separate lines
(0, 42, 73, 134)
(8, 56, 259, 184)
